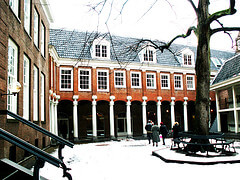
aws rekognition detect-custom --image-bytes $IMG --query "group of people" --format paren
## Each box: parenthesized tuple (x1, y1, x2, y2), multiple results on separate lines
(145, 120, 180, 147)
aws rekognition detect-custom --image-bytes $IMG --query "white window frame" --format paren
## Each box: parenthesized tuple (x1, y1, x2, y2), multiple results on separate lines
(174, 74, 183, 90)
(33, 66, 39, 121)
(237, 40, 240, 50)
(186, 75, 195, 90)
(24, 0, 31, 35)
(97, 69, 109, 92)
(7, 39, 18, 114)
(60, 67, 73, 91)
(146, 73, 156, 89)
(34, 8, 39, 47)
(160, 73, 170, 90)
(78, 69, 91, 91)
(41, 22, 45, 57)
(114, 71, 126, 88)
(181, 48, 195, 67)
(92, 37, 110, 59)
(23, 55, 30, 119)
(41, 73, 45, 121)
(9, 0, 19, 18)
(140, 46, 156, 63)
(131, 72, 142, 88)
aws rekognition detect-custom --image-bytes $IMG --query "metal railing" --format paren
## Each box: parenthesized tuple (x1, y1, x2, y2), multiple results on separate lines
(0, 110, 74, 180)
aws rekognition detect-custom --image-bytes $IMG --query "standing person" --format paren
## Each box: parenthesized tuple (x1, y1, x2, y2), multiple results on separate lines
(159, 122, 168, 145)
(145, 120, 153, 144)
(151, 123, 160, 147)
(172, 122, 180, 146)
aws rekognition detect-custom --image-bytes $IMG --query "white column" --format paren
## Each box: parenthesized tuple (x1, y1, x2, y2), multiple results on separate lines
(54, 95, 60, 136)
(73, 95, 79, 139)
(51, 98, 55, 134)
(92, 95, 97, 139)
(157, 96, 162, 127)
(49, 99, 53, 133)
(109, 96, 115, 138)
(215, 91, 221, 132)
(126, 96, 132, 137)
(142, 96, 147, 135)
(171, 97, 175, 128)
(183, 97, 188, 132)
(232, 86, 239, 133)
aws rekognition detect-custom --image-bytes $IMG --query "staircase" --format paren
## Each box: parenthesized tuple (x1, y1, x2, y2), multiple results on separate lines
(0, 110, 74, 180)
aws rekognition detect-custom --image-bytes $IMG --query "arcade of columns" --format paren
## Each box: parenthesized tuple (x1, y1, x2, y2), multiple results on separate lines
(49, 91, 189, 139)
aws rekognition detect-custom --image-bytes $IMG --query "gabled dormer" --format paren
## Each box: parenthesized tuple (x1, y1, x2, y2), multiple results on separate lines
(180, 48, 195, 67)
(91, 37, 110, 60)
(139, 44, 157, 63)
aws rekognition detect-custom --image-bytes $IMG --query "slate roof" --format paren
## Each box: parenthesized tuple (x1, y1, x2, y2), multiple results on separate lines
(212, 54, 240, 85)
(49, 29, 234, 70)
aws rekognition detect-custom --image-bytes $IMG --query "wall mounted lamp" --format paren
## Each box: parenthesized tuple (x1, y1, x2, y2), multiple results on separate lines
(1, 81, 21, 97)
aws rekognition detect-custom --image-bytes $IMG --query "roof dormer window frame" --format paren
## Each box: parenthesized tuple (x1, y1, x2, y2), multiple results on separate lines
(140, 45, 156, 63)
(181, 48, 195, 67)
(92, 37, 110, 60)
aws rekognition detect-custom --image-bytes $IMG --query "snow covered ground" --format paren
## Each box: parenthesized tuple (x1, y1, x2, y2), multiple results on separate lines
(40, 138, 240, 180)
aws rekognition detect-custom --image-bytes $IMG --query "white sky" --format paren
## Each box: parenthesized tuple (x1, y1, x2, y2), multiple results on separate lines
(47, 0, 240, 51)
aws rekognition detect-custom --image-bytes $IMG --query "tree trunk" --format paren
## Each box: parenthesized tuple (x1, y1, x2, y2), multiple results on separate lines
(195, 0, 211, 135)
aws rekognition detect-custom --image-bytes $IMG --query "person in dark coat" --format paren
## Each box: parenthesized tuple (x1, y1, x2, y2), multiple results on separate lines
(145, 120, 153, 144)
(159, 122, 168, 145)
(172, 122, 180, 146)
(151, 123, 160, 147)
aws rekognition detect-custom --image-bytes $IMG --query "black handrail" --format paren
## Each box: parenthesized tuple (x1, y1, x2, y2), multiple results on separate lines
(0, 110, 74, 180)
(0, 110, 74, 148)
(0, 128, 62, 179)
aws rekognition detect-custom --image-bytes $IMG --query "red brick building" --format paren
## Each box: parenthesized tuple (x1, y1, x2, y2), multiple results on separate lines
(49, 29, 234, 141)
(0, 0, 53, 162)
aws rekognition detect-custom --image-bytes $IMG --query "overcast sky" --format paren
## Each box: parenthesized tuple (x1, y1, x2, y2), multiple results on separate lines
(48, 0, 240, 52)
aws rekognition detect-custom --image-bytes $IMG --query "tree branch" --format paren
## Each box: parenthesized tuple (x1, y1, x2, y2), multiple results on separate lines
(211, 27, 240, 35)
(207, 0, 236, 24)
(187, 0, 198, 15)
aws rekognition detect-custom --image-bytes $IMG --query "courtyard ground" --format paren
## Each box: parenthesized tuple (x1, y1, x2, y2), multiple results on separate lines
(40, 138, 240, 180)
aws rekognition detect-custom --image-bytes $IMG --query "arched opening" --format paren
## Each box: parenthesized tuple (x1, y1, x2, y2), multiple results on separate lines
(114, 101, 127, 137)
(147, 101, 157, 125)
(131, 101, 142, 137)
(188, 101, 196, 131)
(175, 101, 184, 130)
(161, 101, 171, 130)
(58, 100, 73, 141)
(97, 100, 110, 138)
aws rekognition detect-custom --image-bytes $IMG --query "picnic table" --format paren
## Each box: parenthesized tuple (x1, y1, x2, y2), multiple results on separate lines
(171, 132, 236, 156)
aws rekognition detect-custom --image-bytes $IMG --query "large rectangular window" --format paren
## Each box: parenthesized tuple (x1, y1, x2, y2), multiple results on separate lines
(8, 39, 19, 114)
(174, 74, 183, 90)
(97, 70, 109, 91)
(60, 68, 73, 91)
(161, 74, 170, 89)
(9, 0, 19, 18)
(146, 73, 156, 89)
(41, 22, 45, 57)
(131, 72, 141, 88)
(79, 69, 91, 91)
(34, 8, 39, 47)
(33, 66, 39, 121)
(23, 55, 30, 119)
(24, 0, 31, 35)
(186, 75, 195, 90)
(41, 73, 45, 121)
(114, 71, 126, 88)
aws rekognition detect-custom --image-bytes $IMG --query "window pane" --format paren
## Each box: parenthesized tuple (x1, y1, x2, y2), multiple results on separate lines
(95, 45, 100, 57)
(34, 9, 39, 47)
(24, 0, 31, 34)
(161, 75, 169, 88)
(131, 73, 140, 87)
(60, 69, 72, 90)
(41, 22, 45, 57)
(102, 45, 107, 57)
(98, 71, 108, 90)
(79, 70, 90, 90)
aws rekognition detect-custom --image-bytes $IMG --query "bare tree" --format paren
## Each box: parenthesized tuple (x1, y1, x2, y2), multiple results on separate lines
(88, 0, 240, 135)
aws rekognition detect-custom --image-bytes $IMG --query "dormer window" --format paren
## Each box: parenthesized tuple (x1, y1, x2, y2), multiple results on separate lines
(184, 54, 192, 66)
(92, 37, 110, 59)
(181, 48, 194, 67)
(140, 46, 156, 63)
(237, 39, 240, 50)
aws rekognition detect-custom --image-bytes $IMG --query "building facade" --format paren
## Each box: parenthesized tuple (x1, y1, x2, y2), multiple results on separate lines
(49, 29, 234, 141)
(211, 34, 240, 133)
(0, 0, 53, 161)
